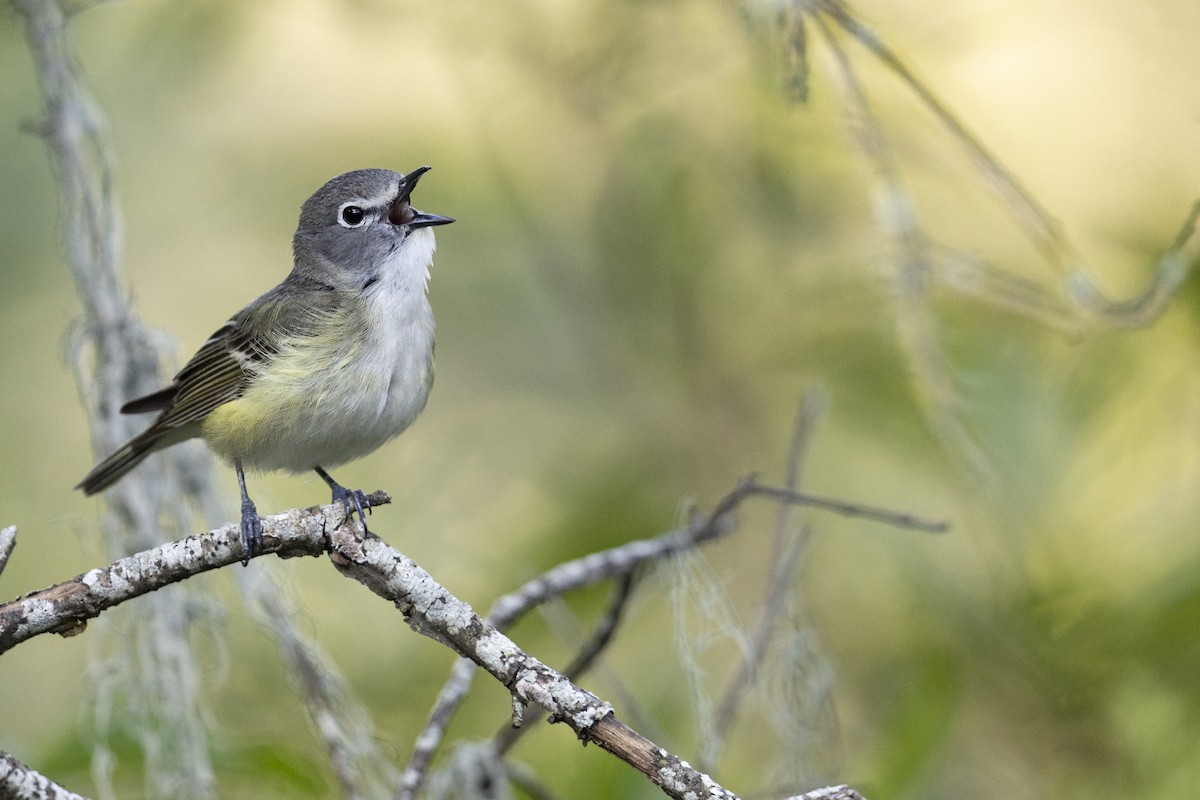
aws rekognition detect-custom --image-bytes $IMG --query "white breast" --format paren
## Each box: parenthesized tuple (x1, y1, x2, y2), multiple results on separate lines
(359, 237, 437, 436)
(325, 229, 437, 464)
(230, 229, 438, 473)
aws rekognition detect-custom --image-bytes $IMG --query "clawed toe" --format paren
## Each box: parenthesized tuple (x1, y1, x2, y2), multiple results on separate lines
(240, 504, 263, 566)
(331, 485, 372, 533)
(314, 466, 372, 533)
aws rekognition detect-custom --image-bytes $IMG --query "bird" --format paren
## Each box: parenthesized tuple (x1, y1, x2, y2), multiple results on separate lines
(78, 167, 454, 564)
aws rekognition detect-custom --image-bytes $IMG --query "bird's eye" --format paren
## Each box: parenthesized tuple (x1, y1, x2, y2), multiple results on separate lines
(338, 203, 367, 228)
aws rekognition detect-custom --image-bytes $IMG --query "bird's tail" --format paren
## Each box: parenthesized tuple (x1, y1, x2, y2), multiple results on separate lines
(77, 429, 164, 495)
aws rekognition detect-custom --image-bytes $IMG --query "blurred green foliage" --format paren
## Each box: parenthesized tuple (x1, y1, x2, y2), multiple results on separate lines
(3, 1, 1200, 798)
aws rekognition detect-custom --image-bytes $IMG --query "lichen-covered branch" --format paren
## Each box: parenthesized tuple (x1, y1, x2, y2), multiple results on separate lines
(0, 495, 383, 655)
(0, 488, 879, 800)
(395, 473, 936, 797)
(321, 525, 740, 799)
(0, 751, 92, 800)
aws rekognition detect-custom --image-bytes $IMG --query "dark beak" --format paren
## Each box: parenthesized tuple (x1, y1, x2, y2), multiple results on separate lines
(409, 210, 455, 228)
(390, 166, 455, 228)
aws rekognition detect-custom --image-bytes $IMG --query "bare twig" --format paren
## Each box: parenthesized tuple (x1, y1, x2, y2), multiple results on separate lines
(397, 473, 934, 796)
(0, 495, 386, 654)
(810, 0, 1200, 328)
(743, 483, 947, 533)
(1, 496, 870, 799)
(1, 750, 92, 800)
(932, 248, 1084, 334)
(0, 527, 16, 579)
(556, 572, 640, 687)
(706, 392, 826, 769)
(809, 8, 994, 481)
(770, 390, 826, 565)
(493, 572, 640, 756)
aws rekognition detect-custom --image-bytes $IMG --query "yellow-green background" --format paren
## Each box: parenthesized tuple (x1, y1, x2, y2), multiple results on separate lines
(3, 1, 1200, 798)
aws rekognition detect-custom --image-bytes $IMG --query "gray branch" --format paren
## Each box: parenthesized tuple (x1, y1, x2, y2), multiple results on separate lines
(0, 510, 700, 798)
(396, 473, 939, 797)
(1, 751, 92, 800)
(0, 496, 366, 654)
(0, 526, 16, 579)
(0, 495, 874, 800)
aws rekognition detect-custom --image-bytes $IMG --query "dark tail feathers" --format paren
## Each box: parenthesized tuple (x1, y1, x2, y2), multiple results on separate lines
(77, 430, 162, 495)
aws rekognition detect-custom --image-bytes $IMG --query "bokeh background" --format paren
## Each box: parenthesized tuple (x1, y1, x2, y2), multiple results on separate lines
(3, 1, 1200, 798)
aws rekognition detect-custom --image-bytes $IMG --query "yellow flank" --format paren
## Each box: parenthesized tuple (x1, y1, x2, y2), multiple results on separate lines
(201, 392, 286, 462)
(199, 303, 399, 471)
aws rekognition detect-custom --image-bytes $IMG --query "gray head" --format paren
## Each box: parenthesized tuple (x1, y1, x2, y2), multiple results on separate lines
(292, 167, 454, 289)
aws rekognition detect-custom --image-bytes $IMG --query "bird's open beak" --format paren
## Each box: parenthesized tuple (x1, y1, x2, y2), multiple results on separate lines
(389, 166, 455, 228)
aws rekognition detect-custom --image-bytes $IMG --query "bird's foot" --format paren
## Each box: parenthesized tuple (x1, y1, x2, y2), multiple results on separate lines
(313, 466, 372, 533)
(240, 498, 263, 566)
(330, 483, 372, 533)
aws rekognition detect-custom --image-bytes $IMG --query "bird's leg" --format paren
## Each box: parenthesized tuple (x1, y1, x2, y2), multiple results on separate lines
(235, 460, 262, 566)
(314, 466, 372, 533)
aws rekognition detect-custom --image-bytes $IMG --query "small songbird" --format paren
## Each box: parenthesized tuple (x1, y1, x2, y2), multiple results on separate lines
(78, 167, 454, 564)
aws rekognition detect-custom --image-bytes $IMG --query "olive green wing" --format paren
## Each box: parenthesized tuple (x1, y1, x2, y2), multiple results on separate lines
(78, 280, 344, 494)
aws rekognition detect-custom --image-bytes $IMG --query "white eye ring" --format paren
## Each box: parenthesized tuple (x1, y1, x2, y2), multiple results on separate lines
(338, 202, 370, 228)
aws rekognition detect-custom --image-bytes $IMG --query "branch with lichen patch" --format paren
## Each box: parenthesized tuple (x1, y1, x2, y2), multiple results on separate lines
(0, 493, 843, 799)
(0, 493, 879, 799)
(0, 751, 91, 800)
(0, 494, 386, 655)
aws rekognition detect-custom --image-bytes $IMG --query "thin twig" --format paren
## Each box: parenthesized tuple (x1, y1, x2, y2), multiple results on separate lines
(932, 248, 1084, 334)
(493, 572, 640, 756)
(0, 527, 16, 580)
(744, 483, 948, 533)
(813, 0, 1200, 327)
(770, 389, 825, 565)
(809, 8, 994, 481)
(557, 572, 640, 688)
(396, 473, 933, 797)
(706, 391, 825, 769)
(814, 0, 1072, 269)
